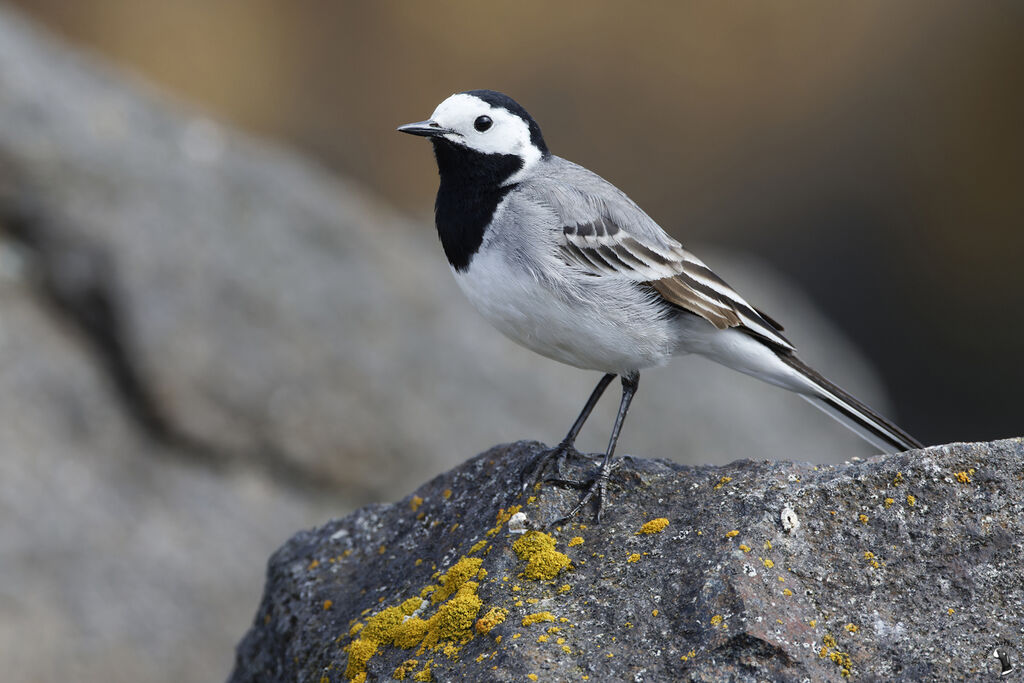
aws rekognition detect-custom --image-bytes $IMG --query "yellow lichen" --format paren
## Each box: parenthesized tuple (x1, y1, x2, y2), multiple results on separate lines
(783, 588, 793, 596)
(627, 553, 641, 563)
(858, 514, 868, 524)
(344, 637, 378, 680)
(637, 518, 670, 534)
(468, 540, 487, 555)
(954, 470, 971, 483)
(308, 558, 320, 570)
(537, 634, 549, 643)
(361, 606, 406, 642)
(713, 476, 732, 490)
(763, 558, 775, 569)
(410, 495, 424, 512)
(512, 531, 571, 580)
(432, 557, 483, 603)
(351, 674, 366, 683)
(421, 582, 483, 648)
(486, 505, 521, 537)
(411, 659, 433, 682)
(948, 608, 955, 615)
(845, 623, 858, 633)
(323, 599, 333, 611)
(392, 617, 429, 649)
(475, 607, 507, 635)
(907, 494, 916, 507)
(820, 634, 852, 677)
(401, 597, 424, 615)
(527, 675, 538, 681)
(725, 530, 739, 538)
(568, 536, 584, 547)
(557, 584, 571, 594)
(652, 609, 659, 617)
(884, 497, 894, 508)
(893, 471, 904, 486)
(393, 659, 419, 680)
(710, 614, 723, 626)
(522, 611, 556, 627)
(739, 544, 751, 553)
(763, 540, 772, 550)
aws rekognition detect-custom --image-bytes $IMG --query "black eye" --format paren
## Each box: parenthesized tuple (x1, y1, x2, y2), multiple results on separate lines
(474, 115, 493, 132)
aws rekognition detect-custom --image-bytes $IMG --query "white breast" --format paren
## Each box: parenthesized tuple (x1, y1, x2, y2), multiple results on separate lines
(452, 248, 678, 374)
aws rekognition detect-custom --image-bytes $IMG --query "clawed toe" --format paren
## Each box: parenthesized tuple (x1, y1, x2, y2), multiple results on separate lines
(547, 458, 620, 526)
(521, 442, 582, 492)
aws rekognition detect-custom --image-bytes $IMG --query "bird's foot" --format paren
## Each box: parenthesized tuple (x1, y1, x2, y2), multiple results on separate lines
(550, 458, 621, 526)
(521, 441, 586, 492)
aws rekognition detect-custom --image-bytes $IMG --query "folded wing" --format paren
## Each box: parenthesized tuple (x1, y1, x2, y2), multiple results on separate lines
(558, 210, 793, 352)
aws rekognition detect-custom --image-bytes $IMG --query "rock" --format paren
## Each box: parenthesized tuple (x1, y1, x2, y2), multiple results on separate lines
(230, 438, 1023, 682)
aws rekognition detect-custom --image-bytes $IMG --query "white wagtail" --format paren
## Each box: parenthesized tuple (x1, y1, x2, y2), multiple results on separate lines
(398, 89, 922, 520)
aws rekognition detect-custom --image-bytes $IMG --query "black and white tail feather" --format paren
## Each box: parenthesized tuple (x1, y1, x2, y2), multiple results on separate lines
(778, 354, 922, 453)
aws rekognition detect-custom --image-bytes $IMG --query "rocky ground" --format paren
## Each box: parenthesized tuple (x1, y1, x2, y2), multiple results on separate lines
(231, 438, 1022, 682)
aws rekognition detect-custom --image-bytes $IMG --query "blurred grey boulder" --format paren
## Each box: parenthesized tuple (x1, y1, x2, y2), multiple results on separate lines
(0, 5, 906, 683)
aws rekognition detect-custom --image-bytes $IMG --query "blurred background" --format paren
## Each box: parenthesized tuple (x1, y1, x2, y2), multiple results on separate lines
(14, 0, 1024, 444)
(0, 2, 1020, 682)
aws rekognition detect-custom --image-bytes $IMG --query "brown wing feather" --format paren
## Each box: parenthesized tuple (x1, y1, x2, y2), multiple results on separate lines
(649, 277, 740, 330)
(560, 214, 794, 350)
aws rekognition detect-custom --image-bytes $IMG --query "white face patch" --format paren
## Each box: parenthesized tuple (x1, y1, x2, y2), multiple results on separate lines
(430, 93, 543, 173)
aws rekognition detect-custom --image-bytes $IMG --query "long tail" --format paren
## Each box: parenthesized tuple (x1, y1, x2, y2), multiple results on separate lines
(777, 353, 923, 454)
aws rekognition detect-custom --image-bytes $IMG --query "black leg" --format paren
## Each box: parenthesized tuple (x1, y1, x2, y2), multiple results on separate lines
(561, 372, 616, 447)
(559, 371, 639, 523)
(522, 373, 616, 491)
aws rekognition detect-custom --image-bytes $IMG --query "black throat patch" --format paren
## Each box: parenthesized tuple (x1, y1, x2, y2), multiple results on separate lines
(431, 139, 523, 271)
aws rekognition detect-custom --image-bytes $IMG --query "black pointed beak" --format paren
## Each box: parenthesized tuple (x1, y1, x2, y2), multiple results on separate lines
(396, 119, 452, 138)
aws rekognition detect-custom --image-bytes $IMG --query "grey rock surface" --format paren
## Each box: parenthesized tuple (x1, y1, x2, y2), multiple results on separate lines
(231, 438, 1023, 682)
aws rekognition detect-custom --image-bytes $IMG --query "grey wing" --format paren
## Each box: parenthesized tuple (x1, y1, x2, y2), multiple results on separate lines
(524, 157, 794, 351)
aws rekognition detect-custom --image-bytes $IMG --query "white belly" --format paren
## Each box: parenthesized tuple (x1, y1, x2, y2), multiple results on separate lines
(452, 249, 677, 373)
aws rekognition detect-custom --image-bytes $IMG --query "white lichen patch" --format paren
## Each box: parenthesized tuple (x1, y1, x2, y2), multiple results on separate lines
(508, 511, 529, 534)
(781, 506, 800, 533)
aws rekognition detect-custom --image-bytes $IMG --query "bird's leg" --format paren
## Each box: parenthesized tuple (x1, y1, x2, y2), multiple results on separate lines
(557, 371, 639, 524)
(522, 372, 615, 491)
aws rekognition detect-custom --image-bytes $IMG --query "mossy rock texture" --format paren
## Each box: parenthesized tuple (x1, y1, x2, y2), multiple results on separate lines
(230, 438, 1022, 682)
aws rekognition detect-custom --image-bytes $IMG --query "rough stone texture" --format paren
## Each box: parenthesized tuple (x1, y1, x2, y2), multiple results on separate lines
(231, 438, 1023, 682)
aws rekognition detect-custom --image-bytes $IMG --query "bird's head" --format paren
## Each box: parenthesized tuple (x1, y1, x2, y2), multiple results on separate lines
(398, 90, 549, 176)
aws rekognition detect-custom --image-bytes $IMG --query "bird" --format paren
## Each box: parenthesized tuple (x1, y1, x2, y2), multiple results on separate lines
(398, 89, 922, 521)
